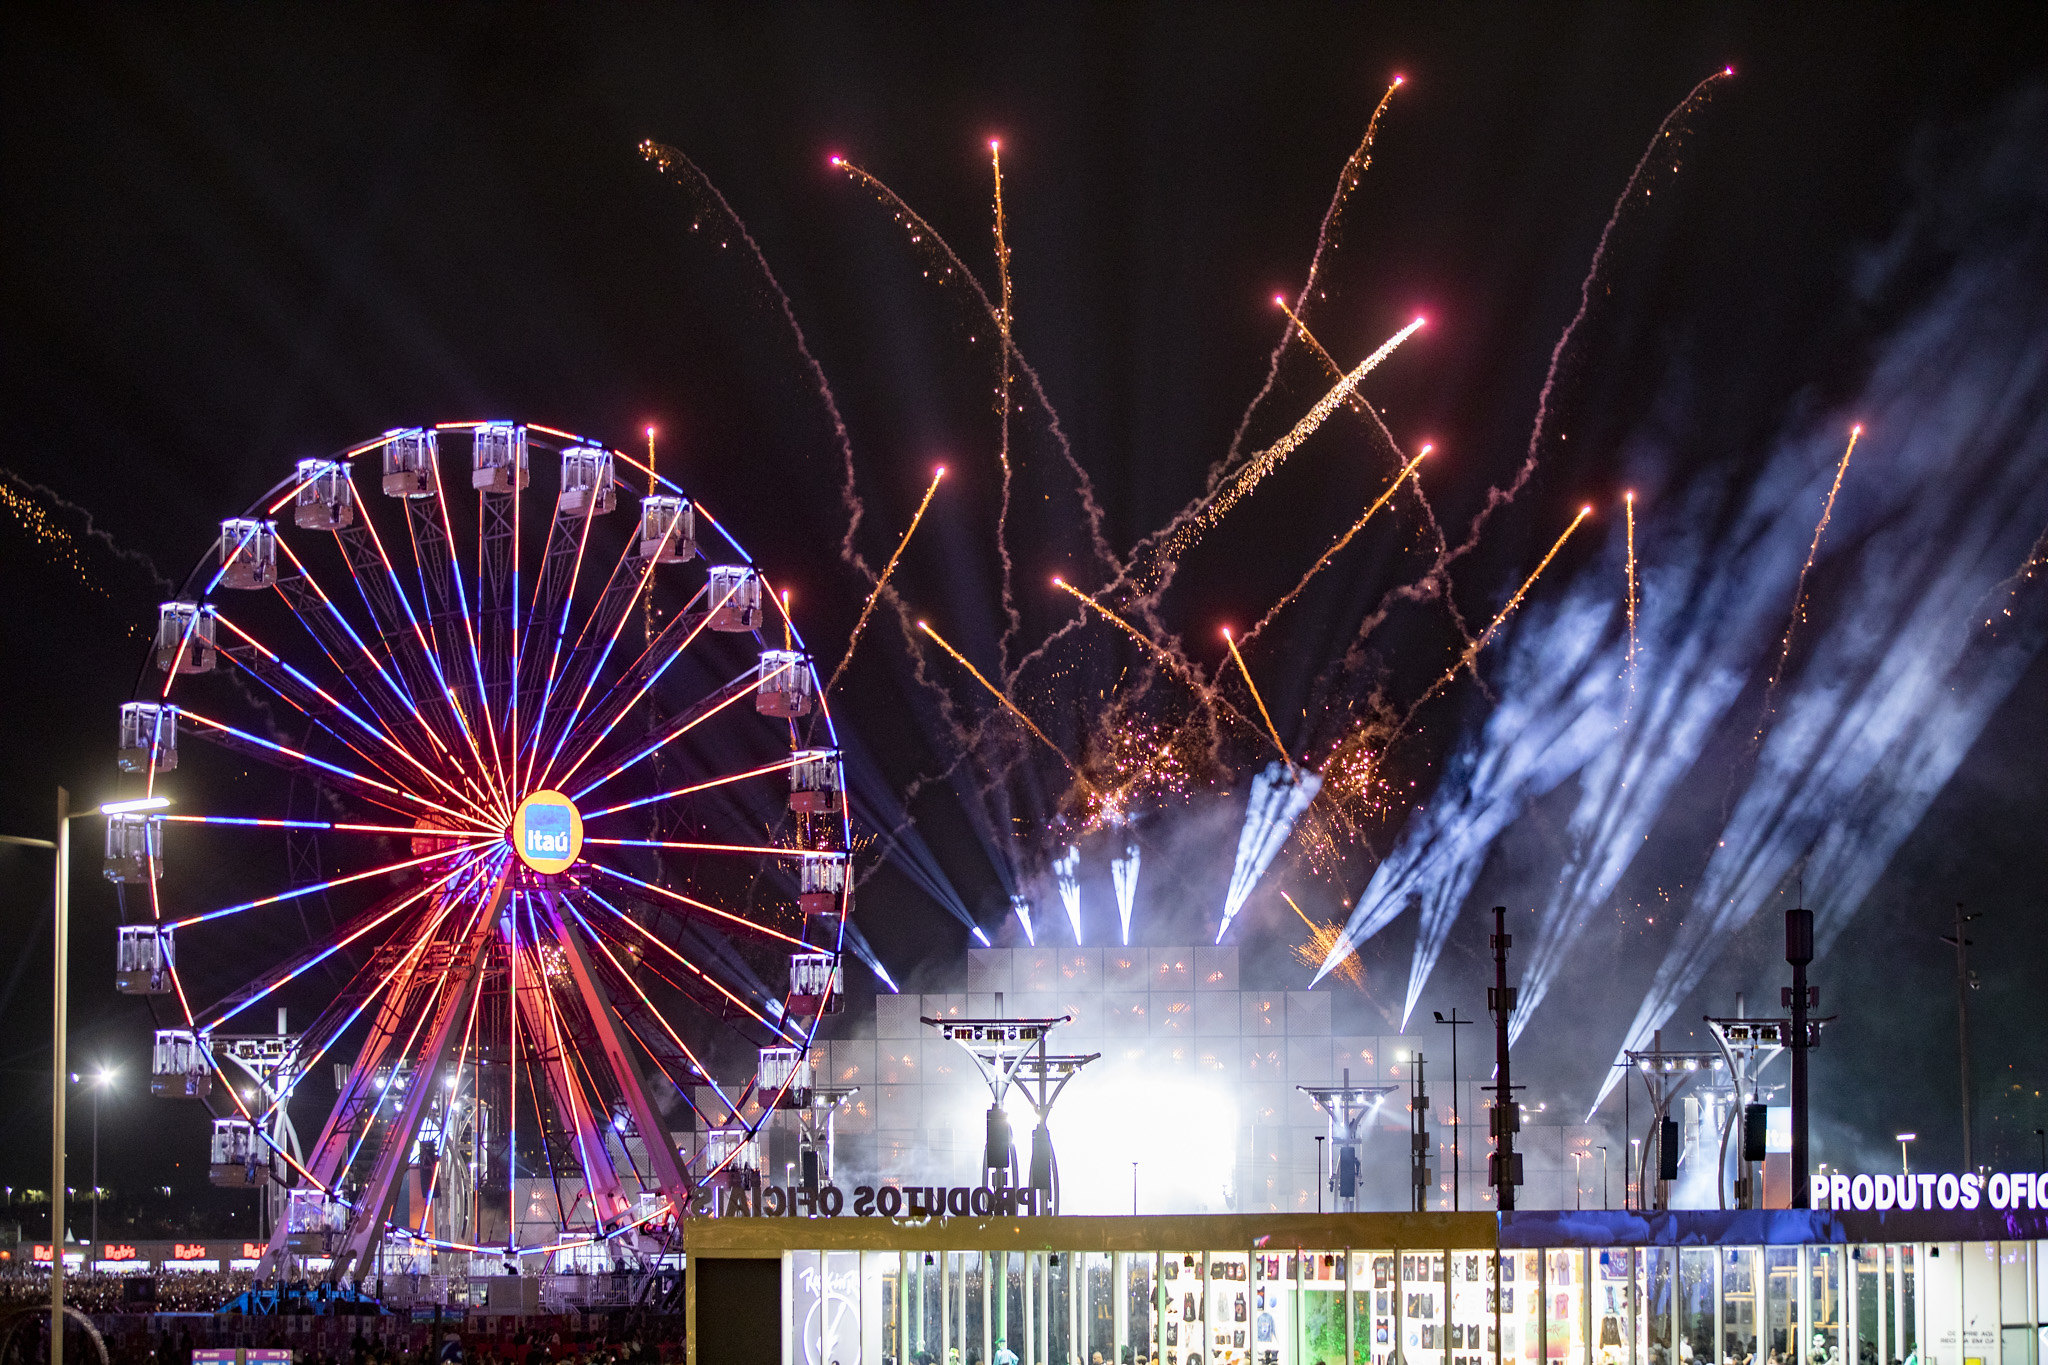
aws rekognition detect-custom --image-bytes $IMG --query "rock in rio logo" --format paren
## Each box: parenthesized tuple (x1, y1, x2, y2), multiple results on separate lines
(513, 791, 583, 875)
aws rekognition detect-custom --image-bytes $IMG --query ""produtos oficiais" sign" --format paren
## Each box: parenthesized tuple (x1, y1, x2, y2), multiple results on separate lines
(1816, 1171, 2048, 1212)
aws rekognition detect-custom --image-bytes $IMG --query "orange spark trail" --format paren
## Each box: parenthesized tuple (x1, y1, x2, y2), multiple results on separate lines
(1408, 505, 1594, 720)
(1052, 577, 1224, 702)
(1284, 891, 1366, 990)
(1625, 490, 1639, 709)
(828, 466, 946, 696)
(917, 619, 1087, 782)
(1223, 627, 1292, 768)
(1242, 441, 1433, 645)
(989, 140, 1024, 675)
(1157, 317, 1426, 573)
(1759, 424, 1862, 732)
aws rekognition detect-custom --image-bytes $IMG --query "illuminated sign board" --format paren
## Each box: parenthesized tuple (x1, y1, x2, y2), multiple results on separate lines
(172, 1242, 211, 1260)
(513, 791, 582, 875)
(695, 1182, 1051, 1219)
(1818, 1170, 2046, 1211)
(101, 1244, 138, 1261)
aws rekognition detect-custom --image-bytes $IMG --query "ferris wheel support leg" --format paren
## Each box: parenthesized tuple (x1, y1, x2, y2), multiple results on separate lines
(253, 916, 452, 1283)
(511, 944, 636, 1239)
(331, 878, 507, 1286)
(541, 895, 694, 1222)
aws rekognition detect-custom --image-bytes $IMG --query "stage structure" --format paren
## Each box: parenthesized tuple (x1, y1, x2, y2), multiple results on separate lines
(1296, 1072, 1399, 1213)
(116, 420, 850, 1284)
(1621, 1034, 1724, 1211)
(1703, 1011, 1831, 1210)
(923, 1011, 1099, 1212)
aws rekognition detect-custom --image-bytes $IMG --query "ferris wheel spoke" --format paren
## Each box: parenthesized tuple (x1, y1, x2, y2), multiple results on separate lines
(191, 855, 482, 1033)
(574, 889, 791, 1077)
(557, 661, 761, 801)
(166, 837, 497, 930)
(333, 487, 503, 815)
(582, 861, 810, 950)
(408, 485, 512, 802)
(535, 574, 737, 793)
(210, 614, 459, 807)
(162, 814, 498, 839)
(519, 504, 605, 795)
(527, 536, 681, 792)
(179, 708, 497, 830)
(561, 916, 724, 1127)
(478, 483, 520, 761)
(579, 752, 808, 818)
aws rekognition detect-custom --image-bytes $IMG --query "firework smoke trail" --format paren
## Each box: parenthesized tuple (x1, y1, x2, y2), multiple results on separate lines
(1445, 68, 1734, 566)
(1222, 627, 1294, 767)
(1755, 423, 1863, 737)
(1403, 505, 1594, 725)
(1153, 318, 1427, 574)
(826, 466, 947, 698)
(829, 154, 1117, 586)
(1241, 442, 1434, 646)
(916, 619, 1088, 783)
(1010, 894, 1035, 945)
(0, 467, 175, 594)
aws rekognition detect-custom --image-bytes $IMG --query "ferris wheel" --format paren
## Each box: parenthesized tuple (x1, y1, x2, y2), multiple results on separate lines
(110, 421, 849, 1281)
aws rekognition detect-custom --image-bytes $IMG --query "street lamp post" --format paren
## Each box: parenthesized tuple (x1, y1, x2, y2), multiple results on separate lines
(1600, 1146, 1610, 1210)
(1896, 1133, 1916, 1177)
(1572, 1151, 1586, 1210)
(1434, 1009, 1471, 1211)
(2, 788, 170, 1365)
(1314, 1136, 1326, 1215)
(85, 1068, 115, 1253)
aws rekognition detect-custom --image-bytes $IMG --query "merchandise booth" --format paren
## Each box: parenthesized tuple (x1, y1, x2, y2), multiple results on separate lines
(682, 1205, 2048, 1365)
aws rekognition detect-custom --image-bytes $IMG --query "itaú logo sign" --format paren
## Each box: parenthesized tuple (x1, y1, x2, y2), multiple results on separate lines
(512, 791, 583, 875)
(1818, 1170, 2048, 1212)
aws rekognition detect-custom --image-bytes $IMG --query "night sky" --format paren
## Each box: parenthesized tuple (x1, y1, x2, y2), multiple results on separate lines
(3, 6, 2046, 1236)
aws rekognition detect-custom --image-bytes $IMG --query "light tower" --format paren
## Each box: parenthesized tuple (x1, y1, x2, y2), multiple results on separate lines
(1620, 1034, 1722, 1210)
(924, 1012, 1098, 1212)
(1297, 1070, 1398, 1212)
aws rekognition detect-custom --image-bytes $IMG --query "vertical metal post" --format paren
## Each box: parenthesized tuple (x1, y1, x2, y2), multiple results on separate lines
(1941, 905, 1979, 1171)
(1786, 908, 1812, 1208)
(1487, 907, 1520, 1211)
(51, 785, 69, 1365)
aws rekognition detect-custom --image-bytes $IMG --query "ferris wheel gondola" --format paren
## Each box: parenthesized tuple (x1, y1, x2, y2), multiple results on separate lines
(115, 421, 852, 1282)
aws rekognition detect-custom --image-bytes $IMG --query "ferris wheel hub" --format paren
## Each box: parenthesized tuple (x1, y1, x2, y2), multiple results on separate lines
(511, 789, 584, 875)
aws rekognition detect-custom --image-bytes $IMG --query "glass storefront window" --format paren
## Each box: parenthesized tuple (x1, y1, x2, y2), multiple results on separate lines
(1677, 1248, 1712, 1365)
(1725, 1247, 1762, 1365)
(1852, 1248, 1881, 1365)
(1504, 1250, 1542, 1365)
(1298, 1250, 1346, 1365)
(1638, 1252, 1671, 1365)
(1808, 1247, 1841, 1365)
(1205, 1251, 1252, 1365)
(1549, 1249, 1590, 1365)
(1449, 1250, 1497, 1365)
(1130, 1252, 1157, 1360)
(1357, 1252, 1395, 1365)
(1595, 1249, 1643, 1365)
(1765, 1248, 1799, 1365)
(1404, 1252, 1447, 1365)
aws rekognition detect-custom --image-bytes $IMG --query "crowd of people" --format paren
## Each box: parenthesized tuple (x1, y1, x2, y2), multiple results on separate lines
(0, 1271, 255, 1315)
